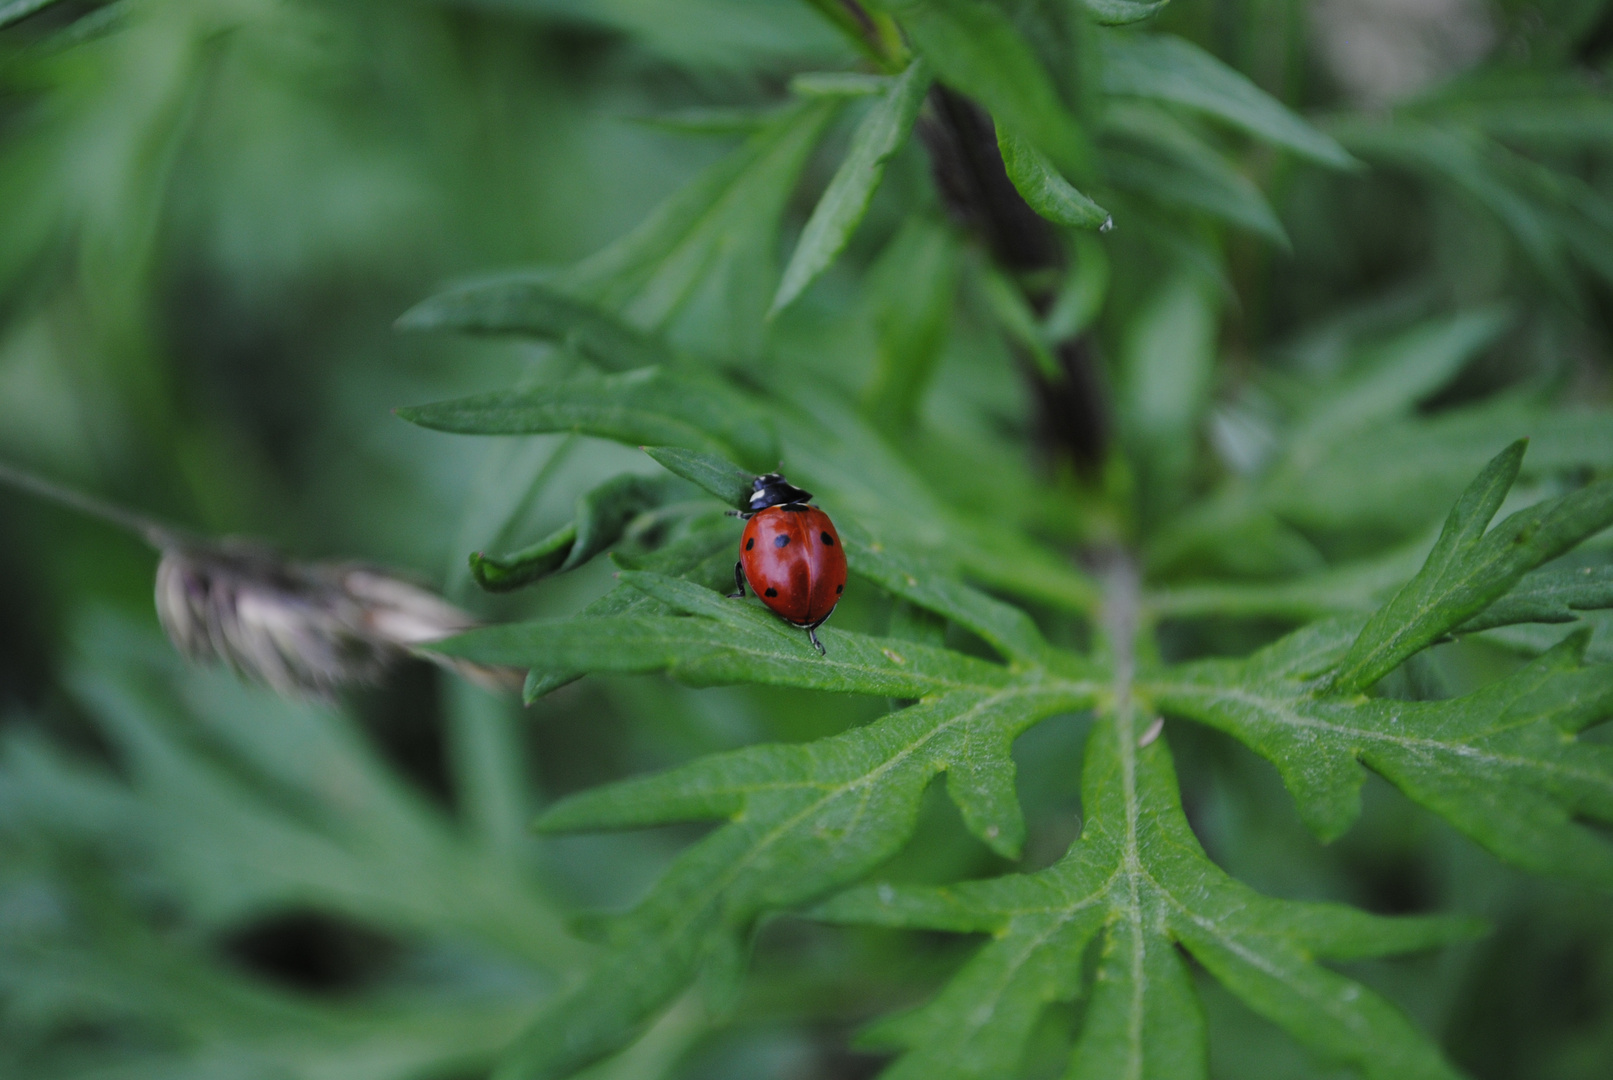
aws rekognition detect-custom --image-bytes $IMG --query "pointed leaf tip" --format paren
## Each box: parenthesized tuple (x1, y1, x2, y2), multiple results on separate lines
(1330, 438, 1613, 693)
(998, 127, 1110, 230)
(773, 58, 932, 315)
(642, 445, 755, 509)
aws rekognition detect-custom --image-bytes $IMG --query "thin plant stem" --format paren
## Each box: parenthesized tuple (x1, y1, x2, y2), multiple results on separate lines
(0, 459, 190, 549)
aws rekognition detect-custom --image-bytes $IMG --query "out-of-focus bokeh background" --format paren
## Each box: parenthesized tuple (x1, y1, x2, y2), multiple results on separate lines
(1, 1, 1610, 1078)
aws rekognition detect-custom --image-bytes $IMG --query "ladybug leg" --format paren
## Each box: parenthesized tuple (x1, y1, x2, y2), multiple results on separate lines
(727, 561, 746, 599)
(805, 624, 825, 655)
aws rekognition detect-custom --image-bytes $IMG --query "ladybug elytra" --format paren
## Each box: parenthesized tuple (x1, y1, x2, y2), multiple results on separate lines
(728, 472, 846, 654)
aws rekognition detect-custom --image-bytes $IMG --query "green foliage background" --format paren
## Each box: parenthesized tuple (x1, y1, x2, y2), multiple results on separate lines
(2, 1, 1612, 1079)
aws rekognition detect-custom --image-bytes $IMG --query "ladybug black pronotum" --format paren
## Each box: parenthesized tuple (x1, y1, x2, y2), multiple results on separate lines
(727, 472, 847, 654)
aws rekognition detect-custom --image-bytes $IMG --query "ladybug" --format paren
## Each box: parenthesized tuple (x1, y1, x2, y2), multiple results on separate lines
(728, 472, 847, 654)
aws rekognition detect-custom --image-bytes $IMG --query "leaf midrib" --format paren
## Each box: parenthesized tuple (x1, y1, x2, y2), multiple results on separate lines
(660, 684, 1096, 943)
(1150, 681, 1610, 791)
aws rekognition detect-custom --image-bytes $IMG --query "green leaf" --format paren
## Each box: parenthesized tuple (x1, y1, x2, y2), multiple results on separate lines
(1458, 565, 1613, 634)
(434, 572, 1014, 698)
(978, 262, 1060, 379)
(395, 278, 672, 370)
(861, 215, 963, 429)
(1100, 102, 1287, 245)
(443, 434, 580, 597)
(492, 678, 1097, 1080)
(1157, 629, 1613, 883)
(1118, 266, 1218, 521)
(395, 367, 780, 473)
(622, 104, 786, 135)
(773, 58, 932, 314)
(838, 520, 1051, 666)
(561, 99, 840, 352)
(1100, 33, 1355, 168)
(641, 445, 755, 509)
(1081, 0, 1169, 25)
(876, 0, 1091, 176)
(790, 71, 894, 98)
(816, 718, 1477, 1080)
(1150, 530, 1433, 620)
(1258, 396, 1613, 538)
(1331, 118, 1577, 296)
(0, 0, 62, 30)
(473, 522, 576, 592)
(1418, 70, 1613, 150)
(62, 632, 584, 968)
(1285, 308, 1511, 453)
(1043, 232, 1110, 340)
(1332, 441, 1613, 692)
(469, 473, 674, 592)
(522, 520, 740, 702)
(996, 125, 1111, 230)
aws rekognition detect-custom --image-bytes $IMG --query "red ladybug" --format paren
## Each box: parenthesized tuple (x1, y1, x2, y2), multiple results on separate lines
(728, 473, 846, 653)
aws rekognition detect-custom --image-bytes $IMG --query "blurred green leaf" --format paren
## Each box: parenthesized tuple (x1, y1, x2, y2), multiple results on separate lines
(1118, 266, 1218, 520)
(396, 367, 780, 472)
(773, 57, 931, 314)
(978, 261, 1060, 378)
(622, 104, 788, 135)
(1285, 308, 1511, 453)
(789, 71, 893, 98)
(1333, 118, 1581, 295)
(562, 99, 840, 351)
(475, 519, 577, 591)
(1415, 70, 1613, 149)
(1101, 102, 1287, 245)
(1043, 232, 1110, 339)
(876, 0, 1091, 176)
(1150, 529, 1432, 619)
(1256, 396, 1613, 539)
(4, 624, 585, 971)
(0, 0, 63, 30)
(861, 216, 962, 429)
(397, 278, 673, 371)
(1081, 0, 1169, 25)
(1101, 33, 1355, 168)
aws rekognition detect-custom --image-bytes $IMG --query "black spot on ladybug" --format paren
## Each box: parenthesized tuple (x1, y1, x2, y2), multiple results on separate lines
(775, 535, 789, 548)
(821, 532, 834, 546)
(836, 584, 843, 593)
(745, 538, 754, 551)
(765, 587, 778, 597)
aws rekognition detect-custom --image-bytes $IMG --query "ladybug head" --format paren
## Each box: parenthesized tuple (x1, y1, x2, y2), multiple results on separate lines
(748, 472, 813, 512)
